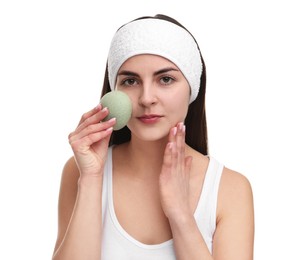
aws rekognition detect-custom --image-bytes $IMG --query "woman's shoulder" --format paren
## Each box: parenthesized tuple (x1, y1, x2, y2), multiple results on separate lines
(188, 146, 252, 197)
(220, 166, 253, 200)
(213, 165, 254, 256)
(217, 165, 254, 221)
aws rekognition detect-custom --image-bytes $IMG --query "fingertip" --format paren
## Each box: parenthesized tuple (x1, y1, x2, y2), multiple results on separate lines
(178, 122, 183, 131)
(95, 104, 102, 110)
(177, 122, 186, 136)
(173, 127, 177, 136)
(169, 127, 177, 142)
(108, 117, 116, 124)
(106, 126, 113, 133)
(101, 107, 108, 113)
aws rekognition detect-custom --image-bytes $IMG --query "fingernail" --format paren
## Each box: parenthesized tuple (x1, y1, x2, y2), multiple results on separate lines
(106, 127, 113, 133)
(95, 104, 102, 110)
(102, 107, 108, 112)
(183, 124, 186, 133)
(108, 117, 116, 122)
(178, 122, 183, 131)
(173, 127, 177, 136)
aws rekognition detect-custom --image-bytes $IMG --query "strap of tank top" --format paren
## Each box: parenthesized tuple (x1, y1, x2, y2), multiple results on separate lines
(194, 156, 224, 234)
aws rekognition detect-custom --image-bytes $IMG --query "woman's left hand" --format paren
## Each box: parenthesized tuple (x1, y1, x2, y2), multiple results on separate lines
(159, 122, 193, 221)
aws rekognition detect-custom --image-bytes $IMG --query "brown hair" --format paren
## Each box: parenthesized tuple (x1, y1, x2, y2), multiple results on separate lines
(100, 14, 208, 155)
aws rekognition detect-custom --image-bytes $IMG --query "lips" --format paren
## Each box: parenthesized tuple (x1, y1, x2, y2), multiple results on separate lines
(138, 114, 161, 119)
(137, 114, 163, 124)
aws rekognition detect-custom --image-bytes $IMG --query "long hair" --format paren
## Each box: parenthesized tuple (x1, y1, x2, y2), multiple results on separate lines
(100, 14, 208, 155)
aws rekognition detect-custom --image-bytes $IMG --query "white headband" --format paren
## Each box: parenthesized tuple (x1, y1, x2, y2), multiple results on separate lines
(107, 18, 203, 104)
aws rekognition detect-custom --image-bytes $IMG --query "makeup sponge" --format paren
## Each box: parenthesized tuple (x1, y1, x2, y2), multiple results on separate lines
(100, 91, 132, 131)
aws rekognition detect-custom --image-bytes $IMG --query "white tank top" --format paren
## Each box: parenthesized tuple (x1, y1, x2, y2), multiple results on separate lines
(101, 146, 224, 259)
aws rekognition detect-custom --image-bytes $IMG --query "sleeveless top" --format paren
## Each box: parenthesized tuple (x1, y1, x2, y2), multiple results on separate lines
(101, 146, 224, 259)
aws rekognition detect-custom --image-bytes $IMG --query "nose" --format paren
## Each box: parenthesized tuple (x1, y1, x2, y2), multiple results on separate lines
(138, 83, 157, 107)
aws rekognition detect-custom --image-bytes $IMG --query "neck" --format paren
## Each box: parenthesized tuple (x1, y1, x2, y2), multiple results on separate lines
(124, 136, 168, 179)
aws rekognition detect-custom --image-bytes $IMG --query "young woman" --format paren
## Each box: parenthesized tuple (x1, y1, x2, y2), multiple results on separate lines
(52, 14, 254, 260)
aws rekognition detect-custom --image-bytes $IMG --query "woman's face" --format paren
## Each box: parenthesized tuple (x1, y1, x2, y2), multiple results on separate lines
(116, 54, 190, 142)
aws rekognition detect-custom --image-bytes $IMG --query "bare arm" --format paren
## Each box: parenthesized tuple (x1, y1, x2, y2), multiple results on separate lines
(212, 169, 254, 260)
(52, 105, 116, 260)
(52, 159, 104, 260)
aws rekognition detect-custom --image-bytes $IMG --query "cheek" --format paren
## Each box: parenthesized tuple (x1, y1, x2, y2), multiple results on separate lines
(166, 92, 189, 119)
(128, 95, 139, 117)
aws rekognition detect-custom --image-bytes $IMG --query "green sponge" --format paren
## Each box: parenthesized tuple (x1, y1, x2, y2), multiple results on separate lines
(100, 91, 132, 131)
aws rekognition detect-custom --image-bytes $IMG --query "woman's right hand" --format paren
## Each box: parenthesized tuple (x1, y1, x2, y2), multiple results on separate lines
(68, 104, 116, 177)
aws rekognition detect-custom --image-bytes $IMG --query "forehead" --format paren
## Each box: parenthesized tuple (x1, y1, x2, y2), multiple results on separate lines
(119, 54, 179, 71)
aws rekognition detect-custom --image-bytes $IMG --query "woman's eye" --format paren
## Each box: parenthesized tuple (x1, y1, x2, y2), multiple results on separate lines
(160, 76, 174, 85)
(122, 78, 137, 86)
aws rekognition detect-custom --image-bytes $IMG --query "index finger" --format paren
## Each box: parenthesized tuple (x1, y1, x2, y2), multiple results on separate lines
(77, 104, 102, 127)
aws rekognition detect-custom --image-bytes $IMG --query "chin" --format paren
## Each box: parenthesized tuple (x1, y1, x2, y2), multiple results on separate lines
(128, 125, 170, 142)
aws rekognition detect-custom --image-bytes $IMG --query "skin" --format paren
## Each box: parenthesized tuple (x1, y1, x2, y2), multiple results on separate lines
(52, 55, 254, 260)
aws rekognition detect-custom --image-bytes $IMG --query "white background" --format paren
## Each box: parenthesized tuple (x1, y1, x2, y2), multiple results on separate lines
(0, 0, 295, 259)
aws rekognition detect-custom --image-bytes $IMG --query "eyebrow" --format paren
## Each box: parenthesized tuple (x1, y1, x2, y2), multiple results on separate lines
(117, 67, 180, 77)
